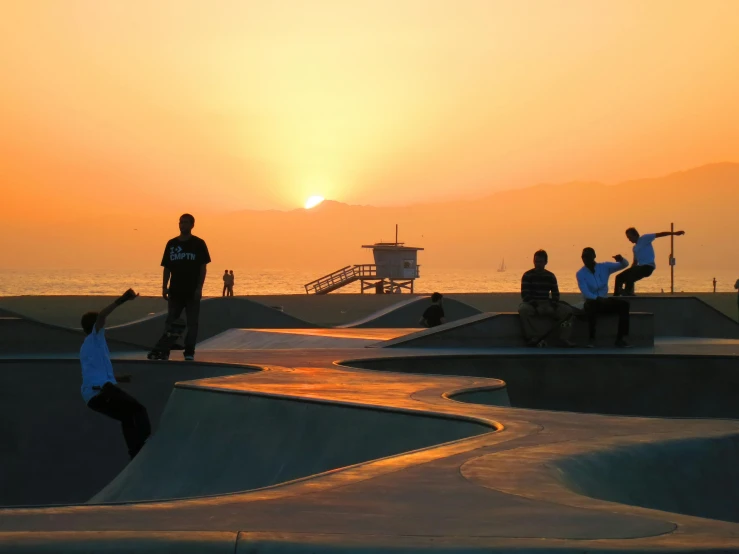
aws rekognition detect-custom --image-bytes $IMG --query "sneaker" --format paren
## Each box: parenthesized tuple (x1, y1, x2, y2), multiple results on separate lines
(184, 353, 195, 361)
(559, 339, 577, 348)
(614, 338, 633, 348)
(585, 340, 596, 349)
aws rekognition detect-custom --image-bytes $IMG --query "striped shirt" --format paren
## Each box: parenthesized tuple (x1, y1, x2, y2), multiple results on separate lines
(521, 269, 560, 302)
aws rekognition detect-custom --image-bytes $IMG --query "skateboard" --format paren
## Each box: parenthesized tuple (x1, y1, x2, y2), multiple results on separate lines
(147, 319, 186, 360)
(528, 302, 579, 348)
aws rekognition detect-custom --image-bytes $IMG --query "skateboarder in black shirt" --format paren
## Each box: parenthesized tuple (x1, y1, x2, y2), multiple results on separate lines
(160, 213, 211, 360)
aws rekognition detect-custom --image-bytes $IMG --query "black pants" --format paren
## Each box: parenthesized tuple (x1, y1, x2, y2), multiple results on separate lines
(584, 297, 630, 340)
(614, 265, 654, 295)
(87, 383, 150, 459)
(166, 291, 201, 355)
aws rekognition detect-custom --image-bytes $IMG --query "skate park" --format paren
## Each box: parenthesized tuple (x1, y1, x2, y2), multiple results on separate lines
(1, 295, 739, 552)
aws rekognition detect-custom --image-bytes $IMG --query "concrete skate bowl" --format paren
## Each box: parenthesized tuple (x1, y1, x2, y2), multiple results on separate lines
(553, 432, 739, 523)
(106, 296, 316, 348)
(626, 296, 739, 338)
(0, 310, 141, 355)
(0, 359, 256, 507)
(345, 354, 739, 419)
(89, 386, 492, 504)
(338, 296, 481, 328)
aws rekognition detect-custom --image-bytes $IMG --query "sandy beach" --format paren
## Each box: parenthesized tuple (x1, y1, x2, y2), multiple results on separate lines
(1, 292, 736, 329)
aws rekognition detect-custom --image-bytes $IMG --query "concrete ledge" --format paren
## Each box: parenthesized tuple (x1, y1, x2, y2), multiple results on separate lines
(381, 312, 654, 348)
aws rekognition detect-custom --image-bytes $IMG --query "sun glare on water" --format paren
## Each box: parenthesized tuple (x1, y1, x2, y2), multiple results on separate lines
(304, 196, 325, 209)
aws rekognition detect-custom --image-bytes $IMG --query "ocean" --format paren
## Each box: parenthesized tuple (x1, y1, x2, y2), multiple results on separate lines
(1, 267, 737, 297)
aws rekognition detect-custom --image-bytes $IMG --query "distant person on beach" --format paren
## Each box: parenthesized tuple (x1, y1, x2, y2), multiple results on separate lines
(614, 227, 685, 296)
(160, 213, 211, 360)
(228, 270, 235, 296)
(222, 270, 229, 297)
(576, 247, 632, 348)
(713, 277, 717, 293)
(735, 278, 739, 320)
(419, 292, 446, 327)
(518, 250, 575, 347)
(80, 288, 150, 459)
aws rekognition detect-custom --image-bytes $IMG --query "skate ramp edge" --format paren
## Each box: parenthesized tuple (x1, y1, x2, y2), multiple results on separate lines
(90, 386, 493, 504)
(380, 312, 654, 348)
(340, 297, 482, 329)
(106, 297, 316, 347)
(553, 432, 739, 523)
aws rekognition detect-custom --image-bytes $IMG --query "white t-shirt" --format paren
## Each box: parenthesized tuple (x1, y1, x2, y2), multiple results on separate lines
(633, 233, 657, 267)
(79, 327, 117, 403)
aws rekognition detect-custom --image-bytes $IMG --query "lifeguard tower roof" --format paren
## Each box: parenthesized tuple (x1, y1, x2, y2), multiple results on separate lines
(361, 242, 424, 251)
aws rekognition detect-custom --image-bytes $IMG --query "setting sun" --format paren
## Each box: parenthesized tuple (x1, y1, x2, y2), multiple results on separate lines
(304, 196, 325, 209)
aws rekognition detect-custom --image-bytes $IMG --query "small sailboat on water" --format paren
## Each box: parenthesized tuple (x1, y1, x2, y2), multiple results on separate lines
(497, 258, 506, 272)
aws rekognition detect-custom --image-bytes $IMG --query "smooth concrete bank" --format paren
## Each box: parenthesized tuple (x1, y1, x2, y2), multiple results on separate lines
(92, 385, 491, 503)
(348, 354, 739, 419)
(554, 433, 739, 524)
(0, 360, 254, 507)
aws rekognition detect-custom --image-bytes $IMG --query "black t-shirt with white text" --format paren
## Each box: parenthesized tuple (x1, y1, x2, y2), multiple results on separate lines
(422, 304, 445, 327)
(161, 236, 211, 295)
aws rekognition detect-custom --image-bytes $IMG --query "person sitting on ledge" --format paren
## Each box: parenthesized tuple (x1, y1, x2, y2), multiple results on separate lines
(576, 248, 632, 348)
(419, 292, 446, 328)
(518, 249, 575, 347)
(615, 227, 685, 296)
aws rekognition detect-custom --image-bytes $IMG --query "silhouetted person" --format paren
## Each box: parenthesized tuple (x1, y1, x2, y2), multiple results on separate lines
(576, 248, 632, 348)
(419, 292, 446, 327)
(735, 278, 739, 320)
(518, 250, 574, 347)
(615, 227, 685, 296)
(80, 289, 150, 459)
(228, 270, 235, 296)
(161, 213, 211, 360)
(713, 277, 717, 293)
(222, 270, 229, 297)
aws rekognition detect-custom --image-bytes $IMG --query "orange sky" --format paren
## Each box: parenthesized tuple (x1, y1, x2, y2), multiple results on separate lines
(2, 0, 739, 218)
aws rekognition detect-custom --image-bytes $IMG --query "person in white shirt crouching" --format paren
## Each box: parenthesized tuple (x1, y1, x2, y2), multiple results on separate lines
(80, 289, 151, 459)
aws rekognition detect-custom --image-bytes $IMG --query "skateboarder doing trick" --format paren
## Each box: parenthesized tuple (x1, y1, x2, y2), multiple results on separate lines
(80, 289, 151, 459)
(614, 227, 685, 296)
(518, 250, 575, 347)
(160, 213, 211, 360)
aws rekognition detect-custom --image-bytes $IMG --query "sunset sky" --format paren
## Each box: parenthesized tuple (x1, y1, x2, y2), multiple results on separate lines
(2, 0, 739, 220)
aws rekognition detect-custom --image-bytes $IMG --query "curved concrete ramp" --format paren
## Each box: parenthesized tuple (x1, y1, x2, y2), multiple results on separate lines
(348, 354, 739, 419)
(555, 433, 739, 523)
(380, 312, 654, 348)
(0, 313, 140, 355)
(0, 360, 252, 507)
(106, 297, 315, 348)
(339, 296, 481, 328)
(91, 386, 489, 503)
(624, 296, 739, 338)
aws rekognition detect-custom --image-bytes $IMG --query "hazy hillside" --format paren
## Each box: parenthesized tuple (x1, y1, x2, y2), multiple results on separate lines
(7, 163, 739, 272)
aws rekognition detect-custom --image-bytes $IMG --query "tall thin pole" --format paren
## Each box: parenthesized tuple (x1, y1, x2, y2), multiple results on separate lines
(395, 224, 398, 245)
(670, 222, 674, 294)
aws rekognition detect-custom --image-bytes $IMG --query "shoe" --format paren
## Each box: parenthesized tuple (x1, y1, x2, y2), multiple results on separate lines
(184, 353, 195, 361)
(536, 340, 548, 348)
(614, 338, 633, 348)
(559, 339, 577, 348)
(585, 341, 596, 349)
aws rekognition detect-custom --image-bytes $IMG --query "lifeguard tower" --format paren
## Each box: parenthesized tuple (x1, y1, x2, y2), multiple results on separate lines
(304, 226, 423, 295)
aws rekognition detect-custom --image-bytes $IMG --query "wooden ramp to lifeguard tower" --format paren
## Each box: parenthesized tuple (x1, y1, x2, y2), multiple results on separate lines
(304, 265, 378, 295)
(305, 227, 423, 295)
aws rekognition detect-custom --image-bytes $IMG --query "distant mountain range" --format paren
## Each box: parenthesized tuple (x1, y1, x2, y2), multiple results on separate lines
(8, 162, 739, 272)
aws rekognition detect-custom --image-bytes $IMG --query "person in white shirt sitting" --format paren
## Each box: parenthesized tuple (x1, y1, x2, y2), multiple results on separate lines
(615, 227, 685, 296)
(80, 289, 151, 459)
(576, 248, 632, 348)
